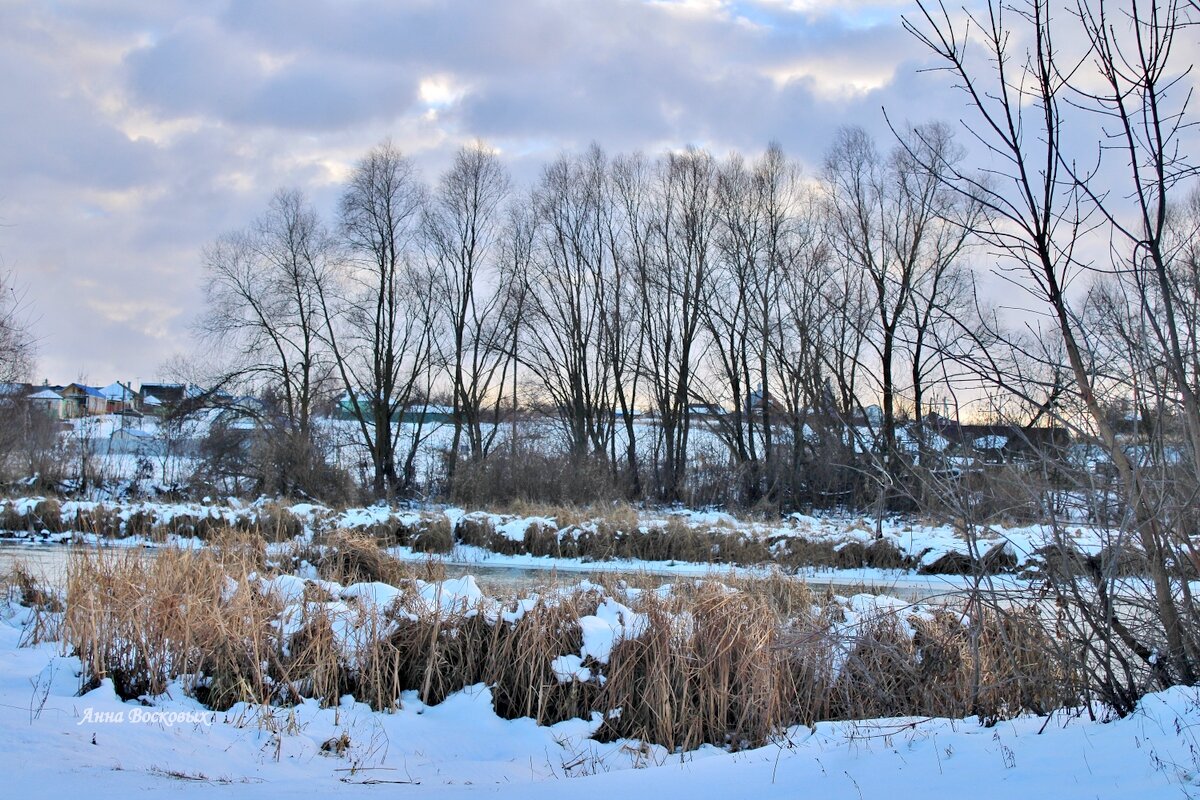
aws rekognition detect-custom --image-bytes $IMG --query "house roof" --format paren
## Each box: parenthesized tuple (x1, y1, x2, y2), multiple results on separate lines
(64, 384, 107, 399)
(100, 382, 137, 401)
(138, 383, 208, 404)
(29, 389, 61, 401)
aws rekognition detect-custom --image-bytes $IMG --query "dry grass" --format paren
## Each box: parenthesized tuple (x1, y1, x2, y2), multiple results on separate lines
(308, 531, 419, 585)
(0, 497, 1030, 576)
(3, 560, 63, 645)
(62, 541, 346, 709)
(55, 536, 1076, 749)
(0, 501, 306, 544)
(599, 583, 793, 750)
(486, 589, 601, 723)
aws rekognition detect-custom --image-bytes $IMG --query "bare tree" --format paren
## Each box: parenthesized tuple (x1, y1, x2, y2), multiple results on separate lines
(0, 271, 34, 385)
(326, 140, 431, 498)
(637, 148, 719, 503)
(521, 146, 617, 461)
(822, 124, 973, 505)
(200, 189, 331, 435)
(425, 143, 515, 484)
(906, 0, 1200, 707)
(705, 151, 767, 502)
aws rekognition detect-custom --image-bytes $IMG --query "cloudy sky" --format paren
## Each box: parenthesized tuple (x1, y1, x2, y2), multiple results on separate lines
(1, 0, 968, 384)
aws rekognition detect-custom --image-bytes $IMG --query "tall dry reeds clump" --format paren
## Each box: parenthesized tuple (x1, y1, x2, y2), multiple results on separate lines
(312, 531, 416, 586)
(456, 514, 498, 550)
(361, 585, 602, 715)
(3, 560, 63, 645)
(410, 514, 455, 553)
(725, 569, 818, 620)
(369, 602, 493, 709)
(281, 604, 345, 706)
(599, 582, 795, 751)
(828, 611, 942, 719)
(245, 503, 305, 542)
(971, 604, 1073, 721)
(502, 501, 592, 530)
(68, 505, 124, 538)
(0, 499, 65, 534)
(64, 545, 287, 708)
(279, 532, 447, 586)
(4, 560, 60, 611)
(0, 502, 26, 532)
(66, 547, 221, 700)
(32, 499, 64, 532)
(485, 588, 603, 725)
(822, 603, 1073, 724)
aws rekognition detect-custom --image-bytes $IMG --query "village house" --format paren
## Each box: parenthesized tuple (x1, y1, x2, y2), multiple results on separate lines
(29, 388, 64, 419)
(59, 384, 108, 417)
(99, 381, 142, 415)
(137, 383, 212, 413)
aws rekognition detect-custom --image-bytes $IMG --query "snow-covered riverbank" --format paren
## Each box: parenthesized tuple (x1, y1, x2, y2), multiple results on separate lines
(0, 495, 1121, 584)
(2, 599, 1196, 799)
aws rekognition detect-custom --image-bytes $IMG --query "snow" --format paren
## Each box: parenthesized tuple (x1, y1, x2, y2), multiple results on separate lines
(99, 382, 134, 401)
(417, 575, 485, 615)
(0, 492, 1130, 605)
(2, 599, 1199, 798)
(551, 653, 593, 683)
(579, 597, 645, 664)
(339, 581, 403, 610)
(256, 573, 310, 604)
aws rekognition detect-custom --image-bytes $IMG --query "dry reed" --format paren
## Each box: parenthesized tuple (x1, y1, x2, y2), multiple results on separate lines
(55, 535, 1075, 749)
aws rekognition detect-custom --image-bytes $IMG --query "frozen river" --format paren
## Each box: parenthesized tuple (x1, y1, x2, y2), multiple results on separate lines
(0, 540, 957, 601)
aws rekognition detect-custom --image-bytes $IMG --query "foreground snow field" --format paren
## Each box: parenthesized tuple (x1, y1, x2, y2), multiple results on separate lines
(3, 603, 1198, 799)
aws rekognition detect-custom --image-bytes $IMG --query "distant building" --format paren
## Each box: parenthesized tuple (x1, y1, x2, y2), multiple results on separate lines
(0, 382, 31, 400)
(29, 388, 63, 418)
(686, 402, 727, 421)
(746, 387, 787, 418)
(99, 381, 142, 415)
(107, 427, 163, 457)
(138, 383, 211, 412)
(60, 384, 107, 417)
(337, 393, 454, 424)
(921, 414, 1070, 465)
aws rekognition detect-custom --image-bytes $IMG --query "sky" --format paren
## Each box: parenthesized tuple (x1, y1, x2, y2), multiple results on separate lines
(0, 0, 984, 385)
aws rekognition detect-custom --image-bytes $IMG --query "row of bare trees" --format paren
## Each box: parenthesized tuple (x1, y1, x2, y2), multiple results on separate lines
(199, 127, 986, 506)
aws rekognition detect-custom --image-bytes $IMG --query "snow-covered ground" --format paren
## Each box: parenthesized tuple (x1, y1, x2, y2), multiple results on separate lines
(2, 599, 1197, 798)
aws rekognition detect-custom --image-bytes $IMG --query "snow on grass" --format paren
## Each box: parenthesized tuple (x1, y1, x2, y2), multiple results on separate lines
(417, 575, 485, 615)
(579, 597, 645, 665)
